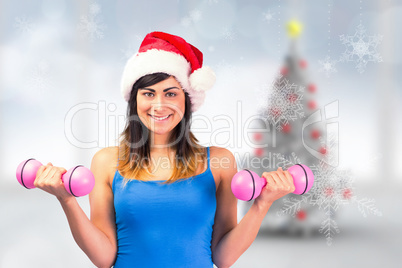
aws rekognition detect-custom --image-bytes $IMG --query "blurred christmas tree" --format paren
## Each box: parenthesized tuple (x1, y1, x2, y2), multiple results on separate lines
(253, 20, 327, 176)
(244, 21, 381, 245)
(246, 20, 335, 238)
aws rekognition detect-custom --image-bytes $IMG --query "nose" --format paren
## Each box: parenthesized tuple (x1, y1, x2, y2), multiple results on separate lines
(151, 95, 167, 112)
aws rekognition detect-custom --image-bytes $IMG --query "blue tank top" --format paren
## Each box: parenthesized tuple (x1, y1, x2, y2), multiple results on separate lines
(112, 147, 216, 267)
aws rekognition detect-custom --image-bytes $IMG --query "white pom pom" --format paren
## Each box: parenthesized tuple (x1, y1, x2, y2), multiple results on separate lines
(188, 90, 206, 112)
(189, 66, 216, 92)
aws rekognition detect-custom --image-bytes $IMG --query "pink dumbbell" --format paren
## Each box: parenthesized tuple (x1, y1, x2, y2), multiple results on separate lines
(16, 158, 95, 197)
(231, 164, 314, 201)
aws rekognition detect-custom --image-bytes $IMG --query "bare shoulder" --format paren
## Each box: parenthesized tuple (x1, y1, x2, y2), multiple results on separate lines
(92, 146, 118, 162)
(209, 146, 233, 157)
(91, 146, 119, 186)
(209, 146, 237, 189)
(209, 146, 237, 169)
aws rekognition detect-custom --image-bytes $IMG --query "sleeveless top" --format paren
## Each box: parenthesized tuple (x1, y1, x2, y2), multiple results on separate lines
(112, 147, 217, 267)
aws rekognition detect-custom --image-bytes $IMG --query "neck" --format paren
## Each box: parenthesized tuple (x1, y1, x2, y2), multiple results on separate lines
(149, 133, 173, 154)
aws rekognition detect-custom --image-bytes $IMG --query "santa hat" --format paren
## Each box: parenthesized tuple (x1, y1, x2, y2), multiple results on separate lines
(120, 31, 216, 112)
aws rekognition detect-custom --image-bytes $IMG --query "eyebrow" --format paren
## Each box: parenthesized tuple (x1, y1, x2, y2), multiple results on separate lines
(140, 87, 180, 92)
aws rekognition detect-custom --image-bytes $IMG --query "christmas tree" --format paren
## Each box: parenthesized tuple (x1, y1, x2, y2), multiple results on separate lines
(253, 20, 327, 181)
(246, 20, 332, 237)
(243, 21, 381, 244)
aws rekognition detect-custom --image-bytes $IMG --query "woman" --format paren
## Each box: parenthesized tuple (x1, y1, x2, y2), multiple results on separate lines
(34, 32, 295, 268)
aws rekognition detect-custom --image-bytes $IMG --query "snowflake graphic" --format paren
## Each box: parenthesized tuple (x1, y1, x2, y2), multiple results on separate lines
(309, 162, 354, 212)
(273, 152, 302, 169)
(276, 156, 382, 245)
(221, 27, 236, 42)
(77, 1, 106, 41)
(26, 60, 53, 96)
(89, 2, 101, 16)
(78, 15, 105, 40)
(181, 9, 202, 27)
(318, 55, 338, 78)
(262, 10, 275, 23)
(262, 75, 304, 130)
(14, 16, 35, 35)
(339, 24, 383, 74)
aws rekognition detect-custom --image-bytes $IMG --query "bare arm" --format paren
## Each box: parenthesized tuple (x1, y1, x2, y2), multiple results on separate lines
(35, 148, 118, 267)
(211, 148, 294, 268)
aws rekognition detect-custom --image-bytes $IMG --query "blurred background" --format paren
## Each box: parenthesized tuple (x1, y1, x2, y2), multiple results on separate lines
(1, 0, 401, 267)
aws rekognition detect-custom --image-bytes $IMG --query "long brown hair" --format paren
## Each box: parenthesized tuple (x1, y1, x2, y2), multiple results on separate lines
(118, 73, 206, 183)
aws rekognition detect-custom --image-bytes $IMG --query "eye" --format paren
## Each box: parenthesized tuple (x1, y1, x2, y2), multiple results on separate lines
(166, 92, 177, 97)
(143, 92, 154, 97)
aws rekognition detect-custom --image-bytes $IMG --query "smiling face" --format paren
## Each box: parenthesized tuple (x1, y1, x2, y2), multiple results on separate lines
(136, 76, 186, 140)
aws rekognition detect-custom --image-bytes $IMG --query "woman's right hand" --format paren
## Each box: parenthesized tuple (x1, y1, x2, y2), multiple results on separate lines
(34, 163, 71, 201)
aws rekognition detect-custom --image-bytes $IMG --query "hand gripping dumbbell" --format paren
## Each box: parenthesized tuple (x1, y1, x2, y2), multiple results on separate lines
(16, 158, 95, 197)
(231, 164, 314, 201)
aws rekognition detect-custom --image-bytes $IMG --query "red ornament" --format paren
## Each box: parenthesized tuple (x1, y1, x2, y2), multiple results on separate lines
(324, 187, 334, 197)
(282, 123, 291, 133)
(253, 133, 263, 141)
(308, 100, 317, 110)
(288, 93, 298, 103)
(296, 210, 307, 221)
(343, 188, 353, 200)
(320, 146, 327, 155)
(308, 84, 317, 93)
(311, 129, 320, 140)
(280, 67, 288, 76)
(299, 59, 308, 69)
(270, 108, 282, 118)
(254, 148, 264, 157)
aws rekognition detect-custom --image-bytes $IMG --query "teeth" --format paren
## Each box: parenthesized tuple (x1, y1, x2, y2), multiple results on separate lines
(151, 114, 170, 121)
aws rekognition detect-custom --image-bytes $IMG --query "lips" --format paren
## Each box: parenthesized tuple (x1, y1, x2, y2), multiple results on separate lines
(149, 114, 172, 121)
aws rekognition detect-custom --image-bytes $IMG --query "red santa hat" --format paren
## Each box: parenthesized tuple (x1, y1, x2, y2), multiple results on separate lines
(121, 31, 216, 112)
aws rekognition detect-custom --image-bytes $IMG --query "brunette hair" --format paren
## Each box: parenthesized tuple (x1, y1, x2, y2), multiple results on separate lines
(118, 73, 206, 183)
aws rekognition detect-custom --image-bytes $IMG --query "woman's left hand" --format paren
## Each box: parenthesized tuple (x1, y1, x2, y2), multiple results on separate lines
(254, 167, 295, 207)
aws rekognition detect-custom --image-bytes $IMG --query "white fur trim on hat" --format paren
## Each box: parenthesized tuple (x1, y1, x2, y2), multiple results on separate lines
(189, 66, 216, 92)
(121, 49, 191, 101)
